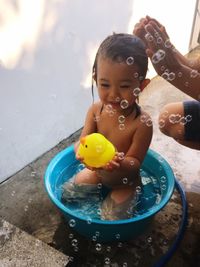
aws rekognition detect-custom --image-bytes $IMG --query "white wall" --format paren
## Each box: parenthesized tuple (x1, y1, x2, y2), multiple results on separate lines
(0, 0, 133, 182)
(0, 0, 197, 182)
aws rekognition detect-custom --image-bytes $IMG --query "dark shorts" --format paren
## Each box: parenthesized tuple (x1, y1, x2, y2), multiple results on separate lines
(184, 100, 200, 142)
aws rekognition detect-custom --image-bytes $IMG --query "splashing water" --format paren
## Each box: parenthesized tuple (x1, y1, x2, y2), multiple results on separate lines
(57, 163, 163, 221)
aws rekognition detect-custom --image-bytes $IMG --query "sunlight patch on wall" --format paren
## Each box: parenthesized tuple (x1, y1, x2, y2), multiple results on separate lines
(80, 42, 99, 90)
(0, 0, 45, 69)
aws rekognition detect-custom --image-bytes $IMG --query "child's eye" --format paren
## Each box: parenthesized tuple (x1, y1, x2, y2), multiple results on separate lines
(101, 84, 110, 88)
(120, 85, 130, 89)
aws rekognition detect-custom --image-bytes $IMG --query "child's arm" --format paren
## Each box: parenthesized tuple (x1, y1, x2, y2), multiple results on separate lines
(74, 104, 97, 156)
(121, 113, 153, 173)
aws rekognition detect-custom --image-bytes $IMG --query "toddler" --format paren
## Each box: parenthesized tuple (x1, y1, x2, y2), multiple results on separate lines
(63, 33, 153, 220)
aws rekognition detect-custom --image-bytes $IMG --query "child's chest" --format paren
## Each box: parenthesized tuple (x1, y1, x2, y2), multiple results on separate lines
(96, 112, 138, 153)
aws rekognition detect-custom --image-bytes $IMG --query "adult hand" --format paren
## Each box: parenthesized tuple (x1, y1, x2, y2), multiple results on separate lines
(133, 16, 200, 100)
(134, 16, 181, 79)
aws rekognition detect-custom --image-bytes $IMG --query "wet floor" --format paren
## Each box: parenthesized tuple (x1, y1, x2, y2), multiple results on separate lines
(1, 47, 200, 266)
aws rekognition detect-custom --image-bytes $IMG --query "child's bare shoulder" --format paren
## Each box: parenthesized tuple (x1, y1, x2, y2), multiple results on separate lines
(90, 101, 103, 114)
(136, 109, 153, 131)
(139, 109, 152, 121)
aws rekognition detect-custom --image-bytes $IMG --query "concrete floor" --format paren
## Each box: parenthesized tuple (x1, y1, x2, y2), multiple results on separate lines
(1, 48, 200, 267)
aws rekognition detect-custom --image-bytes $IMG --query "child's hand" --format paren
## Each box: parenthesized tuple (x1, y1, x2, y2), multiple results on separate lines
(75, 152, 99, 171)
(75, 151, 83, 162)
(102, 152, 125, 172)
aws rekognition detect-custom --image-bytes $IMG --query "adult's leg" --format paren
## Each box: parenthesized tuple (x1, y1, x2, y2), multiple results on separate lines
(158, 102, 200, 150)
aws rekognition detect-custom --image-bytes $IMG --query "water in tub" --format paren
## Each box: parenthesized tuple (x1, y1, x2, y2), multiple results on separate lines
(56, 162, 163, 220)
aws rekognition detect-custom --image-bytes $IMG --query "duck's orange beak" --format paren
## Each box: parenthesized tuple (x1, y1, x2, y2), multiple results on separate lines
(80, 137, 86, 145)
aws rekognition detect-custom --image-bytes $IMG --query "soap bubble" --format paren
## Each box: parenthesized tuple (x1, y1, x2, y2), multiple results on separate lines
(134, 72, 139, 78)
(69, 233, 74, 239)
(180, 116, 187, 125)
(69, 256, 74, 262)
(94, 115, 100, 122)
(158, 119, 165, 128)
(97, 183, 102, 189)
(162, 110, 169, 118)
(146, 118, 153, 127)
(115, 233, 120, 239)
(92, 235, 97, 241)
(140, 114, 148, 123)
(161, 71, 176, 81)
(161, 72, 169, 80)
(161, 65, 165, 71)
(154, 31, 159, 38)
(122, 177, 128, 184)
(156, 193, 162, 204)
(120, 99, 129, 109)
(95, 231, 100, 236)
(160, 176, 166, 183)
(152, 49, 166, 64)
(119, 123, 125, 130)
(95, 243, 102, 251)
(147, 236, 153, 244)
(106, 246, 111, 252)
(168, 72, 176, 81)
(73, 246, 79, 252)
(178, 72, 183, 77)
(24, 205, 29, 212)
(115, 97, 121, 102)
(185, 114, 192, 122)
(145, 33, 153, 42)
(118, 115, 125, 123)
(71, 239, 78, 247)
(105, 104, 116, 116)
(118, 242, 123, 247)
(136, 186, 142, 193)
(185, 82, 189, 87)
(168, 114, 176, 124)
(161, 184, 167, 190)
(69, 219, 76, 227)
(164, 39, 172, 48)
(133, 87, 141, 97)
(87, 218, 92, 224)
(156, 37, 162, 44)
(190, 69, 198, 78)
(104, 258, 111, 265)
(126, 56, 134, 65)
(118, 152, 125, 160)
(96, 144, 104, 153)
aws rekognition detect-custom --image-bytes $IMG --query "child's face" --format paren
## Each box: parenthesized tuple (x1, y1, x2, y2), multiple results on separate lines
(96, 57, 147, 111)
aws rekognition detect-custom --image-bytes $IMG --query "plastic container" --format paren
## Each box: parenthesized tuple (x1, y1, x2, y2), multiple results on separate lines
(44, 146, 175, 242)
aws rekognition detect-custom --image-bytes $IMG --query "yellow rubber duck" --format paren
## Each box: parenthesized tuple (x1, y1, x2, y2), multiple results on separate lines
(77, 133, 116, 168)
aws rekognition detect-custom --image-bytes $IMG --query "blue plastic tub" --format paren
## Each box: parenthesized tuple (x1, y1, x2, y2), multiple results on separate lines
(44, 146, 175, 242)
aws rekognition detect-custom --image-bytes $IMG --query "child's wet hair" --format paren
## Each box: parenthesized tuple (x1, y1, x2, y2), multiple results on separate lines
(92, 33, 148, 81)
